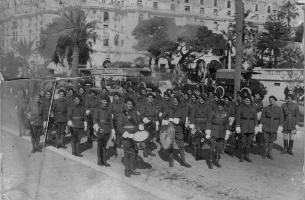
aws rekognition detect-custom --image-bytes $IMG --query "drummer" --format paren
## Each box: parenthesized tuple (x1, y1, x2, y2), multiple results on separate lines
(117, 97, 142, 177)
(189, 93, 211, 161)
(160, 95, 191, 168)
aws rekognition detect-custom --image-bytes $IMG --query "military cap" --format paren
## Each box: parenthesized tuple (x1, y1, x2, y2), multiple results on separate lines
(286, 94, 295, 100)
(124, 97, 136, 106)
(73, 94, 82, 101)
(269, 95, 277, 101)
(147, 92, 155, 98)
(88, 89, 98, 95)
(58, 89, 66, 95)
(164, 91, 171, 98)
(112, 91, 121, 97)
(223, 94, 232, 101)
(172, 95, 181, 104)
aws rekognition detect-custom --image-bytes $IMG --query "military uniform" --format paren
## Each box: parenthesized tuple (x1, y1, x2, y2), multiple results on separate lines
(161, 102, 191, 168)
(281, 101, 299, 154)
(117, 108, 141, 177)
(16, 92, 27, 136)
(261, 104, 283, 158)
(190, 101, 211, 160)
(93, 105, 114, 166)
(67, 101, 86, 156)
(25, 100, 43, 153)
(52, 98, 68, 148)
(85, 95, 99, 144)
(207, 105, 229, 168)
(42, 96, 54, 141)
(236, 103, 257, 162)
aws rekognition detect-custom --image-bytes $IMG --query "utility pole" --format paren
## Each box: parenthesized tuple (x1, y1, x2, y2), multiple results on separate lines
(234, 0, 244, 100)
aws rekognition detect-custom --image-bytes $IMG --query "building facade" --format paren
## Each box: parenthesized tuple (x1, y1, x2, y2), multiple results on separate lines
(0, 0, 284, 67)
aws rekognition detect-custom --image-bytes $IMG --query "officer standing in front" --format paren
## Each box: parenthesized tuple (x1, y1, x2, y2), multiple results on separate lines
(117, 97, 142, 177)
(235, 94, 258, 162)
(67, 95, 87, 157)
(93, 95, 115, 167)
(52, 89, 68, 149)
(261, 96, 283, 159)
(281, 94, 299, 155)
(85, 89, 99, 146)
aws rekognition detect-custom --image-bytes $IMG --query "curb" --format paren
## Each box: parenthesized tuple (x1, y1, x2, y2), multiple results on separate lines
(2, 127, 184, 200)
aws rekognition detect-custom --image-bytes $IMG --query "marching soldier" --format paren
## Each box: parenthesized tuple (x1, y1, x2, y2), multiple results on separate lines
(253, 92, 264, 150)
(52, 89, 68, 149)
(235, 94, 258, 162)
(261, 96, 283, 159)
(67, 95, 87, 157)
(25, 95, 43, 153)
(85, 89, 99, 146)
(206, 100, 231, 169)
(42, 90, 54, 142)
(281, 94, 299, 155)
(117, 97, 142, 177)
(160, 95, 191, 168)
(78, 87, 86, 102)
(93, 95, 115, 166)
(190, 93, 211, 161)
(139, 92, 158, 157)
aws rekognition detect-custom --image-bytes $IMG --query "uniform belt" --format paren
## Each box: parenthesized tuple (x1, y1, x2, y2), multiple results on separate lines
(72, 116, 84, 120)
(265, 116, 279, 120)
(241, 117, 255, 120)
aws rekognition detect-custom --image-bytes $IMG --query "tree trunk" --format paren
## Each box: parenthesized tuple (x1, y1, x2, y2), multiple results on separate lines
(72, 46, 80, 77)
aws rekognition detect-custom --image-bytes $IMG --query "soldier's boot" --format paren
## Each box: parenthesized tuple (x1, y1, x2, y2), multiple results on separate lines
(129, 155, 141, 175)
(214, 152, 221, 168)
(281, 140, 288, 154)
(31, 138, 36, 154)
(35, 136, 42, 152)
(56, 134, 60, 148)
(102, 147, 111, 167)
(244, 148, 252, 163)
(59, 134, 67, 149)
(179, 149, 191, 168)
(207, 151, 213, 169)
(124, 154, 131, 177)
(113, 146, 118, 158)
(267, 142, 273, 160)
(288, 140, 294, 155)
(262, 142, 268, 159)
(75, 142, 83, 157)
(169, 150, 174, 168)
(194, 147, 199, 161)
(71, 142, 76, 156)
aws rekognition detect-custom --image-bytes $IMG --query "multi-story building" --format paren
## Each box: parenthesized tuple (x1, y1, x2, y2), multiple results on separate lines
(0, 0, 285, 67)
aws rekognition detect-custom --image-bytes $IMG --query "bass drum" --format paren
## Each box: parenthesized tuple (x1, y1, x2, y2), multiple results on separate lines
(160, 123, 175, 150)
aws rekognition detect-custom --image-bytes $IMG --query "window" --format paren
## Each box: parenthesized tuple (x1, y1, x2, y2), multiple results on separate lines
(185, 6, 190, 12)
(213, 22, 218, 31)
(171, 4, 175, 11)
(103, 39, 109, 46)
(104, 12, 109, 21)
(267, 5, 271, 13)
(214, 9, 218, 16)
(227, 0, 231, 8)
(153, 2, 158, 9)
(200, 0, 204, 5)
(214, 0, 217, 7)
(114, 34, 119, 46)
(200, 7, 204, 14)
(255, 4, 258, 12)
(137, 0, 142, 6)
(227, 11, 231, 16)
(185, 0, 189, 3)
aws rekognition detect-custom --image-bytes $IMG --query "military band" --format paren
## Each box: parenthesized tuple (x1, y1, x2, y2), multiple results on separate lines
(14, 80, 301, 178)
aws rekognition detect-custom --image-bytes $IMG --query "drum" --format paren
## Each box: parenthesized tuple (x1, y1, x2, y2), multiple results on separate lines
(160, 123, 175, 150)
(133, 130, 149, 142)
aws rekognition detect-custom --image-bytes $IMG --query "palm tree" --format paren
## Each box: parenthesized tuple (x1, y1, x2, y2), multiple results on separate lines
(278, 1, 299, 28)
(54, 6, 97, 77)
(12, 39, 35, 61)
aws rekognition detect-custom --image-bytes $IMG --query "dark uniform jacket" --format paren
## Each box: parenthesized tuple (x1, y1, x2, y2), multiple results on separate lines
(52, 98, 67, 123)
(160, 99, 171, 114)
(42, 98, 52, 121)
(25, 102, 43, 126)
(138, 101, 159, 122)
(281, 102, 299, 132)
(236, 103, 258, 134)
(161, 104, 186, 138)
(93, 106, 114, 134)
(190, 102, 211, 130)
(67, 103, 86, 129)
(85, 96, 99, 116)
(117, 109, 141, 134)
(109, 101, 125, 119)
(261, 104, 283, 133)
(207, 109, 229, 139)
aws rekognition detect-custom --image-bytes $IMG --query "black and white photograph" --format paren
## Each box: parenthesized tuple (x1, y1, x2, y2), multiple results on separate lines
(0, 0, 304, 199)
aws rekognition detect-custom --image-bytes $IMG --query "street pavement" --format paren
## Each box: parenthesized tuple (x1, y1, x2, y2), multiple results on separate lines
(1, 98, 304, 200)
